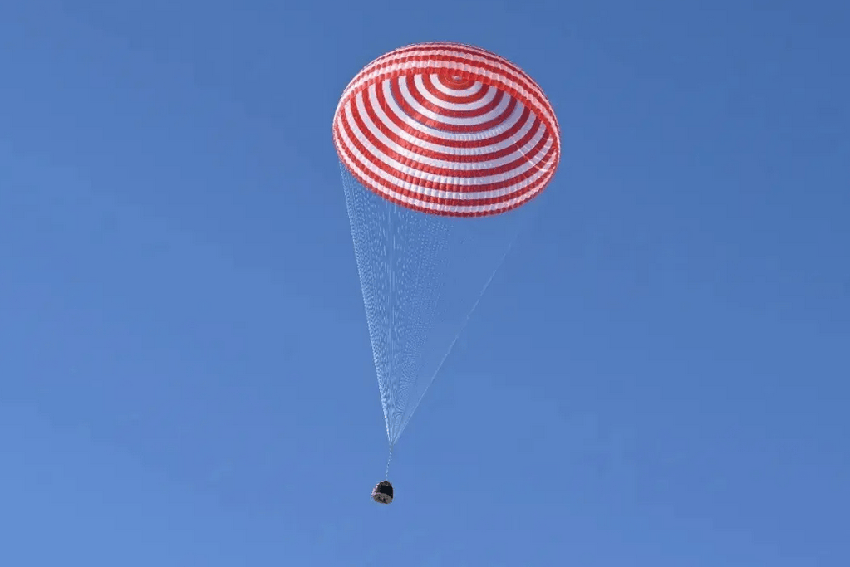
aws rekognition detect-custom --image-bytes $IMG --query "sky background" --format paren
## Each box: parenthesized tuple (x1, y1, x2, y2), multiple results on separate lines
(1, 0, 848, 565)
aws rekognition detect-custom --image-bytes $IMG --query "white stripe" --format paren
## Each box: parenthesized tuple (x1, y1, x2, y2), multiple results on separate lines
(338, 130, 554, 214)
(343, 62, 555, 138)
(350, 98, 549, 171)
(336, 120, 556, 200)
(430, 75, 483, 97)
(403, 45, 548, 108)
(356, 93, 539, 157)
(371, 84, 527, 146)
(347, 42, 550, 121)
(345, 58, 513, 103)
(338, 144, 551, 214)
(342, 105, 554, 186)
(413, 76, 496, 112)
(396, 78, 511, 127)
(370, 47, 533, 97)
(342, 51, 558, 141)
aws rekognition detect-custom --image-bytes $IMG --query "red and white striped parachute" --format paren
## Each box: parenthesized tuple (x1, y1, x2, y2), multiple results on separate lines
(332, 42, 561, 217)
(334, 43, 561, 498)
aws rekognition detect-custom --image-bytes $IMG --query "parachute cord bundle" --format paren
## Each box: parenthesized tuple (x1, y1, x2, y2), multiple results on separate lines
(340, 165, 539, 448)
(341, 163, 454, 442)
(386, 443, 394, 479)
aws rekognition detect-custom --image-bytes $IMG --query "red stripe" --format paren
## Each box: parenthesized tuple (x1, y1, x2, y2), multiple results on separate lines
(348, 171, 536, 218)
(351, 94, 544, 166)
(367, 54, 537, 110)
(347, 161, 535, 218)
(372, 85, 534, 150)
(346, 99, 552, 181)
(344, 60, 558, 146)
(334, 126, 556, 217)
(336, 139, 548, 212)
(348, 42, 558, 136)
(335, 120, 557, 214)
(335, 119, 544, 204)
(423, 75, 490, 105)
(341, 97, 549, 182)
(434, 74, 476, 91)
(334, 117, 557, 203)
(390, 78, 515, 135)
(402, 76, 500, 120)
(353, 49, 554, 124)
(371, 43, 526, 87)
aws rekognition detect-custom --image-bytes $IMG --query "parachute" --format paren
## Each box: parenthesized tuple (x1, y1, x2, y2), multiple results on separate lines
(332, 42, 561, 501)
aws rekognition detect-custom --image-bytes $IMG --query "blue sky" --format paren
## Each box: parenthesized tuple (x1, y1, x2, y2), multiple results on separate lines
(1, 0, 848, 565)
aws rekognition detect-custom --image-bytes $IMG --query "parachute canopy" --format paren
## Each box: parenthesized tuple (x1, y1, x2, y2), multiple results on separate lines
(333, 42, 561, 453)
(333, 42, 561, 218)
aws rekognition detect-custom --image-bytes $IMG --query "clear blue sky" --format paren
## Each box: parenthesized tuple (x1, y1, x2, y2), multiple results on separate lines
(2, 1, 848, 565)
